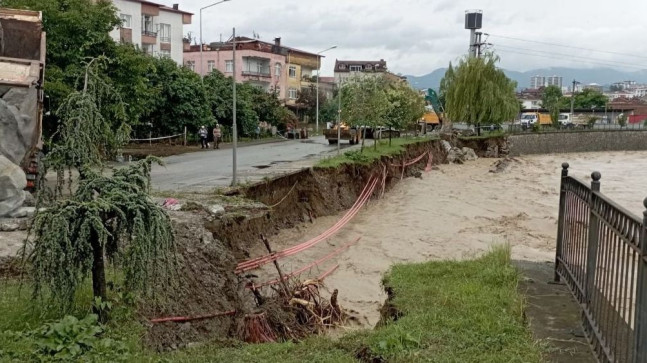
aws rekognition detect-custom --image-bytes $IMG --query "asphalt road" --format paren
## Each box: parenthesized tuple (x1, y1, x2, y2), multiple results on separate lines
(150, 135, 356, 191)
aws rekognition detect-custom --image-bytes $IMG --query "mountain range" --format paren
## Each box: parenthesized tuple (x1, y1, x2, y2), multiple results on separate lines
(406, 67, 647, 91)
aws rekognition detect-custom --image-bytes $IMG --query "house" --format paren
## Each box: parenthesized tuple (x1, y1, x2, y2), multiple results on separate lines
(517, 88, 543, 109)
(108, 0, 192, 65)
(183, 37, 323, 104)
(334, 59, 388, 84)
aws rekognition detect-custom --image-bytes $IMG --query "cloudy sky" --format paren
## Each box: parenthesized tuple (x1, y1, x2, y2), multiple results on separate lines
(169, 0, 647, 76)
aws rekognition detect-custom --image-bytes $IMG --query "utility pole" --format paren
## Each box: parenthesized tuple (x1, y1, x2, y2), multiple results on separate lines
(231, 27, 237, 186)
(337, 80, 342, 155)
(570, 79, 577, 118)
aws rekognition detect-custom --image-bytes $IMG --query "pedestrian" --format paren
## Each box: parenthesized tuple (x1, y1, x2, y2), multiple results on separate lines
(198, 125, 208, 149)
(255, 125, 261, 139)
(212, 124, 222, 149)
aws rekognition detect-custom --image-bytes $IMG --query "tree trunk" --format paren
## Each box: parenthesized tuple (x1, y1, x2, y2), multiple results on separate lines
(389, 126, 392, 147)
(361, 126, 367, 152)
(91, 235, 108, 323)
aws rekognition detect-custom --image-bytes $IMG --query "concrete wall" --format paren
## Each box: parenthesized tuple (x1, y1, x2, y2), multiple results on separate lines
(508, 131, 647, 156)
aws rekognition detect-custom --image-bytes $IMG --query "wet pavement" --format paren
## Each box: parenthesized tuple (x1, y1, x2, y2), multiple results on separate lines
(150, 135, 357, 191)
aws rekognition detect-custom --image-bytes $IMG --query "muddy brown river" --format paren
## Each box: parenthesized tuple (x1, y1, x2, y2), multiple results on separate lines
(253, 151, 647, 327)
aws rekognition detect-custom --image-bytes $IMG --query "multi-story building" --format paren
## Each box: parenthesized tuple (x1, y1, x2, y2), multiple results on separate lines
(530, 75, 562, 89)
(334, 59, 388, 84)
(530, 75, 545, 89)
(108, 0, 192, 65)
(183, 37, 323, 104)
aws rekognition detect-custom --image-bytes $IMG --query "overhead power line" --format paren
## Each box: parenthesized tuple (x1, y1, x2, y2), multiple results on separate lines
(486, 33, 647, 61)
(493, 44, 647, 69)
(492, 46, 647, 70)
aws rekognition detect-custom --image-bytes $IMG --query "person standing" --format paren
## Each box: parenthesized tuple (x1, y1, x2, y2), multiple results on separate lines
(198, 126, 208, 149)
(212, 124, 222, 149)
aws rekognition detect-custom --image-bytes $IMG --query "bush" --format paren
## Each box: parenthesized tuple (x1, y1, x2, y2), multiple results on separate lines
(343, 150, 371, 164)
(587, 116, 599, 127)
(617, 114, 627, 127)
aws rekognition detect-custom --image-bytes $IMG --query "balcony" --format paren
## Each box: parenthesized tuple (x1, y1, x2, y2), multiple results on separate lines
(142, 30, 158, 37)
(241, 69, 271, 78)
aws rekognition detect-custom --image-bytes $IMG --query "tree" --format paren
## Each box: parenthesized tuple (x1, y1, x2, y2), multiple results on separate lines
(147, 58, 213, 135)
(541, 85, 563, 126)
(438, 62, 454, 111)
(341, 76, 389, 151)
(296, 84, 327, 122)
(444, 54, 519, 133)
(29, 60, 175, 322)
(570, 88, 608, 109)
(386, 82, 425, 144)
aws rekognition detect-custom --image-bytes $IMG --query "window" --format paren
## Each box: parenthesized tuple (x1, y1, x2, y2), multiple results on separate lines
(159, 49, 171, 58)
(208, 60, 215, 73)
(288, 88, 298, 99)
(289, 66, 297, 78)
(186, 60, 195, 71)
(274, 85, 280, 96)
(141, 15, 155, 35)
(159, 23, 171, 43)
(225, 60, 233, 73)
(349, 65, 362, 72)
(142, 43, 154, 55)
(120, 14, 132, 28)
(339, 64, 346, 69)
(275, 63, 282, 77)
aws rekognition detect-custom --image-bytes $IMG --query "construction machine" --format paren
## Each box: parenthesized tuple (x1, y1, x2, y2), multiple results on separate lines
(0, 8, 46, 191)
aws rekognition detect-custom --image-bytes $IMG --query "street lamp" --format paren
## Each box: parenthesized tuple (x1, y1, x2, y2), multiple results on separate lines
(200, 0, 231, 78)
(316, 45, 337, 135)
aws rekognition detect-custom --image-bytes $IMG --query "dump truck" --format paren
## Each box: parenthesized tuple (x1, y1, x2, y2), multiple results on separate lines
(0, 8, 46, 191)
(324, 122, 361, 145)
(520, 112, 551, 128)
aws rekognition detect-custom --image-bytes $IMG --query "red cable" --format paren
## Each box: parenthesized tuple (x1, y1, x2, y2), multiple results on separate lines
(236, 178, 376, 273)
(318, 264, 339, 280)
(235, 177, 378, 273)
(149, 310, 236, 324)
(248, 237, 361, 289)
(237, 175, 375, 270)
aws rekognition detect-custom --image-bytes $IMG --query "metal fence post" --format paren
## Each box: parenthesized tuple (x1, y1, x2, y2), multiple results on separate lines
(585, 171, 602, 304)
(634, 197, 647, 363)
(554, 162, 570, 282)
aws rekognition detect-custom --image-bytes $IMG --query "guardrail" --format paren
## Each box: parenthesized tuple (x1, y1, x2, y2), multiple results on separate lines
(508, 123, 646, 134)
(555, 163, 647, 363)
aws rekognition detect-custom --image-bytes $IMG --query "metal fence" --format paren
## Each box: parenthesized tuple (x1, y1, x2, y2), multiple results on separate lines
(555, 164, 647, 363)
(508, 123, 647, 134)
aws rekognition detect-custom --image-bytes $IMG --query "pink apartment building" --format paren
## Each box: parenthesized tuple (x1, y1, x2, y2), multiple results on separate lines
(183, 37, 288, 100)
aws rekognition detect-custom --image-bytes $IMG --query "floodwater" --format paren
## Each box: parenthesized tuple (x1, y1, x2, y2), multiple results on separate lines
(254, 151, 647, 327)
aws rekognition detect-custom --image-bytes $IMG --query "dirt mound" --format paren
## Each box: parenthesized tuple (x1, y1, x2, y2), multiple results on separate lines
(143, 211, 251, 351)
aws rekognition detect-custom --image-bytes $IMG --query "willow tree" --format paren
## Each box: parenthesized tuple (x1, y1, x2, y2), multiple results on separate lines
(444, 54, 519, 134)
(27, 59, 175, 322)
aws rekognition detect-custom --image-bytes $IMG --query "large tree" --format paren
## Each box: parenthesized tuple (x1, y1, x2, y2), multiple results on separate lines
(385, 82, 425, 142)
(541, 85, 563, 126)
(561, 88, 608, 110)
(444, 54, 519, 131)
(341, 75, 389, 151)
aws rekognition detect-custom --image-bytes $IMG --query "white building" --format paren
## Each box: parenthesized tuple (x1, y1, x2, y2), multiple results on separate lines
(530, 75, 562, 89)
(108, 0, 192, 65)
(334, 59, 388, 84)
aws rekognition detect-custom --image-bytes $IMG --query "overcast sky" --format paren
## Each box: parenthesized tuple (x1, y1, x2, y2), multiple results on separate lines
(168, 0, 647, 76)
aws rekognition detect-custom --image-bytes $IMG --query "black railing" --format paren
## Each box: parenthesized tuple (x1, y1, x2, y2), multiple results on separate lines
(555, 164, 647, 363)
(142, 30, 157, 37)
(241, 69, 271, 78)
(508, 123, 646, 134)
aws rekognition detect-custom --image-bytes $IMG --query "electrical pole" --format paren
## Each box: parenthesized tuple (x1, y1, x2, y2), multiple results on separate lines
(337, 80, 342, 154)
(570, 79, 577, 118)
(231, 27, 237, 186)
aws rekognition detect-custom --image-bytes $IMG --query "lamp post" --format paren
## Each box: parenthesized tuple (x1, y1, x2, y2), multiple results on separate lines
(200, 0, 231, 78)
(315, 45, 337, 135)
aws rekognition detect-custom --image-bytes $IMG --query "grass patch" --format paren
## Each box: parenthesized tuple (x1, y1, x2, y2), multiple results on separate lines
(0, 246, 541, 362)
(316, 137, 429, 168)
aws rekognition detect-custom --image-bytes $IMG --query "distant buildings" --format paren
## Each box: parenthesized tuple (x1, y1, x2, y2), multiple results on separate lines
(530, 75, 563, 89)
(108, 0, 192, 65)
(334, 59, 388, 84)
(183, 36, 323, 106)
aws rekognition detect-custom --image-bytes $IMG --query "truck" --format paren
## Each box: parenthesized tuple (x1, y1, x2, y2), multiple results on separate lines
(558, 113, 593, 129)
(324, 122, 361, 145)
(0, 8, 46, 190)
(520, 112, 551, 128)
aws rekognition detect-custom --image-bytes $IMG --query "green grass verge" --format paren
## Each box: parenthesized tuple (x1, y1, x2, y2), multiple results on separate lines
(0, 246, 542, 362)
(316, 137, 433, 168)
